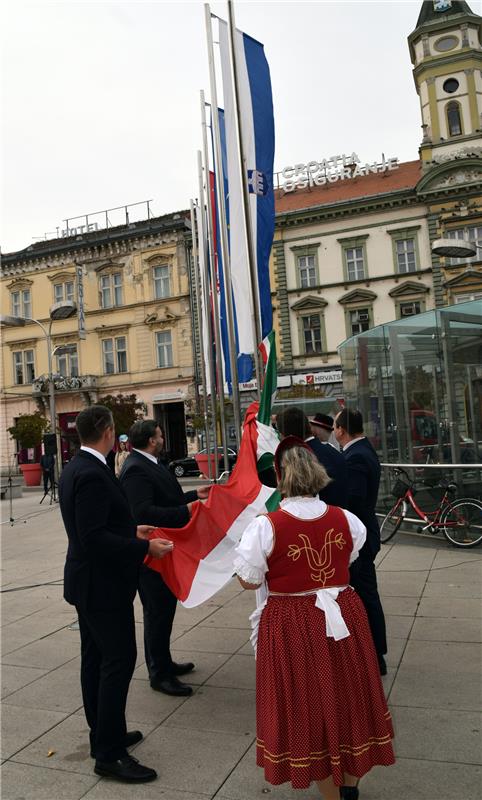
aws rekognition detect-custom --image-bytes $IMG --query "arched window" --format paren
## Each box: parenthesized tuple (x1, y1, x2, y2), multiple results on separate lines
(447, 102, 462, 136)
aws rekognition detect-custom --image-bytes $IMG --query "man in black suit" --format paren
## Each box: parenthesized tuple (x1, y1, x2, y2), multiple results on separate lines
(334, 408, 388, 674)
(276, 407, 348, 508)
(120, 419, 210, 697)
(59, 405, 174, 783)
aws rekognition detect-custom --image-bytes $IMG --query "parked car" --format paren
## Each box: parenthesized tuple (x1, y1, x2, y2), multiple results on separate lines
(169, 447, 237, 478)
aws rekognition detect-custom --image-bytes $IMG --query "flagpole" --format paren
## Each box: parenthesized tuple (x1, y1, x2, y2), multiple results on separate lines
(200, 91, 231, 478)
(226, 0, 263, 400)
(204, 2, 242, 447)
(197, 150, 220, 480)
(190, 199, 213, 480)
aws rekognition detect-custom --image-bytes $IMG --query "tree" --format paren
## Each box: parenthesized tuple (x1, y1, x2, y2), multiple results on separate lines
(97, 394, 146, 436)
(8, 413, 50, 460)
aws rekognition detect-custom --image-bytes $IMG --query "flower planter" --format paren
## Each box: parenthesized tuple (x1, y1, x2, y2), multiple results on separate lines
(194, 454, 217, 479)
(19, 463, 42, 487)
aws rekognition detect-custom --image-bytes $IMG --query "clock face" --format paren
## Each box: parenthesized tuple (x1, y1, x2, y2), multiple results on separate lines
(433, 0, 452, 11)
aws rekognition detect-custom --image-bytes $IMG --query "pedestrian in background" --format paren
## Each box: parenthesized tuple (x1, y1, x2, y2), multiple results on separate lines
(115, 434, 130, 477)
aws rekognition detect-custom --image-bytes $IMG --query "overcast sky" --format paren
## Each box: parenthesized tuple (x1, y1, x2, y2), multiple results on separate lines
(1, 0, 426, 253)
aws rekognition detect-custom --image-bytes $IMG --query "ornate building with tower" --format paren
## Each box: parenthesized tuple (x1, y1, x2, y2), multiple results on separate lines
(270, 0, 482, 403)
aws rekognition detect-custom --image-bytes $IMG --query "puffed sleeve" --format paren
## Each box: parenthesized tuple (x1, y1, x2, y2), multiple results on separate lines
(233, 515, 274, 585)
(341, 509, 367, 564)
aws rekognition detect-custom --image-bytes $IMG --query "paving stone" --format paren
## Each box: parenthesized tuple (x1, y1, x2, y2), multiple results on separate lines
(0, 761, 98, 800)
(198, 605, 252, 629)
(215, 741, 313, 799)
(377, 570, 428, 597)
(84, 782, 210, 799)
(1, 611, 74, 655)
(390, 706, 482, 765)
(1, 664, 49, 699)
(359, 756, 481, 800)
(427, 561, 482, 584)
(411, 616, 482, 643)
(9, 713, 157, 775)
(417, 596, 482, 620)
(377, 545, 436, 572)
(390, 641, 482, 711)
(126, 725, 252, 795)
(125, 676, 191, 724)
(1, 705, 68, 760)
(206, 654, 256, 690)
(381, 596, 421, 617)
(2, 659, 83, 713)
(164, 686, 256, 735)
(384, 614, 414, 639)
(2, 627, 81, 670)
(172, 626, 250, 654)
(385, 637, 407, 668)
(422, 580, 482, 599)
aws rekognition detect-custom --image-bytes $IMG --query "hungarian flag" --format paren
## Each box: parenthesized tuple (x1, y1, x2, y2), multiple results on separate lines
(144, 333, 280, 607)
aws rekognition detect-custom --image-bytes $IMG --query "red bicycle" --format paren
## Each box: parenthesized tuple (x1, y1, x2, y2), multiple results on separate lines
(380, 467, 482, 548)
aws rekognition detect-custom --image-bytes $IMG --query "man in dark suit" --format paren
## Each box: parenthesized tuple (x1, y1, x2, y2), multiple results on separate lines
(119, 419, 210, 697)
(334, 408, 388, 674)
(276, 407, 348, 508)
(59, 405, 174, 783)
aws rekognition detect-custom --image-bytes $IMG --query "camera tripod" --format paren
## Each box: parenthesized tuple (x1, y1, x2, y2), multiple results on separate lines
(39, 474, 58, 505)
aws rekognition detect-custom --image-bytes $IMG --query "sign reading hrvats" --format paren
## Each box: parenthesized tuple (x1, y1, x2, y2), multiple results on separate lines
(281, 153, 399, 192)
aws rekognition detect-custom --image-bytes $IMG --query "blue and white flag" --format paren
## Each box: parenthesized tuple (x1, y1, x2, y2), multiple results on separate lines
(218, 20, 275, 381)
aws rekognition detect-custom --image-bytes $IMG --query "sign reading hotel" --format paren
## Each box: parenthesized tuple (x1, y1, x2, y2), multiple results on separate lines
(281, 153, 399, 193)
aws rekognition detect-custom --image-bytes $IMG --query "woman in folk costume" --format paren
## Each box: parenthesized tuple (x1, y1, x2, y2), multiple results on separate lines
(234, 437, 394, 800)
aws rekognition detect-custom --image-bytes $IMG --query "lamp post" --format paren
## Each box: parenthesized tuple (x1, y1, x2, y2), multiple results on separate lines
(431, 239, 477, 258)
(1, 301, 77, 484)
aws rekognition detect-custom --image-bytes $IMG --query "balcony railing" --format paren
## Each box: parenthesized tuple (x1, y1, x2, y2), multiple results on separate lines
(32, 374, 97, 395)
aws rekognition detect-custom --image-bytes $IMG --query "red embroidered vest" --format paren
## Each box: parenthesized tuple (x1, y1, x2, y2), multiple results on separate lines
(265, 505, 352, 593)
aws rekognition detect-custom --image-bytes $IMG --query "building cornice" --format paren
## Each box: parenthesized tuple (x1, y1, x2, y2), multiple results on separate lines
(275, 188, 420, 229)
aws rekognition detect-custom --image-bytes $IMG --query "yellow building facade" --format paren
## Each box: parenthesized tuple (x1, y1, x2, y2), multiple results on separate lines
(1, 213, 196, 469)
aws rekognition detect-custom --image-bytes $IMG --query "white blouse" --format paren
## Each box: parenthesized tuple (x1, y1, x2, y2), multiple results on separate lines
(233, 496, 367, 650)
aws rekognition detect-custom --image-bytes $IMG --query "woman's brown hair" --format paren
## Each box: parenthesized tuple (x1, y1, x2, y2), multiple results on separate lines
(278, 445, 331, 498)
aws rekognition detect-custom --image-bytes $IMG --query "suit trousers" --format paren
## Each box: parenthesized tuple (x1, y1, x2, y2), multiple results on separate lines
(77, 605, 137, 762)
(138, 564, 177, 682)
(349, 553, 387, 658)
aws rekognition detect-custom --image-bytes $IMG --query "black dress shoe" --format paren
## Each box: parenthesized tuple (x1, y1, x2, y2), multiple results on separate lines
(90, 730, 143, 758)
(378, 655, 388, 676)
(340, 787, 359, 800)
(150, 676, 193, 696)
(171, 661, 195, 677)
(94, 754, 157, 783)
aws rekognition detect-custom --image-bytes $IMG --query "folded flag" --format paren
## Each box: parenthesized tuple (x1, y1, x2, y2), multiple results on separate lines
(144, 333, 280, 607)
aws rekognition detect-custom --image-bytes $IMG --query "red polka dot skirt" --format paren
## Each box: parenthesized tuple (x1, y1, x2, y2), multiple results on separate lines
(255, 589, 395, 788)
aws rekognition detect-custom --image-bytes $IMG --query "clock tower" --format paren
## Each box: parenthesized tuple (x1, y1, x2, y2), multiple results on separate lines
(408, 0, 482, 167)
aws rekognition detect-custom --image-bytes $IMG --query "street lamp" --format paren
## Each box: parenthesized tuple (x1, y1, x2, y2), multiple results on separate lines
(1, 300, 77, 484)
(432, 238, 477, 258)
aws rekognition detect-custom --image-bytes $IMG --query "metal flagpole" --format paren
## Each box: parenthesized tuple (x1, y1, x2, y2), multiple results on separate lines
(197, 150, 220, 480)
(201, 90, 230, 478)
(226, 0, 263, 399)
(190, 199, 213, 480)
(204, 2, 242, 446)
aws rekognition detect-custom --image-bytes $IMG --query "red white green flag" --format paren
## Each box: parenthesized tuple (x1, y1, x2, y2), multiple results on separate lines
(144, 332, 280, 607)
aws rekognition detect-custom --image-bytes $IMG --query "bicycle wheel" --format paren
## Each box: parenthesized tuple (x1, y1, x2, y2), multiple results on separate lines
(442, 498, 482, 548)
(380, 499, 404, 544)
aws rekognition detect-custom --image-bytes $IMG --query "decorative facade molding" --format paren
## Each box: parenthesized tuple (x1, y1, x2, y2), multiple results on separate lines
(338, 288, 377, 305)
(388, 281, 430, 298)
(291, 295, 328, 311)
(443, 268, 482, 288)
